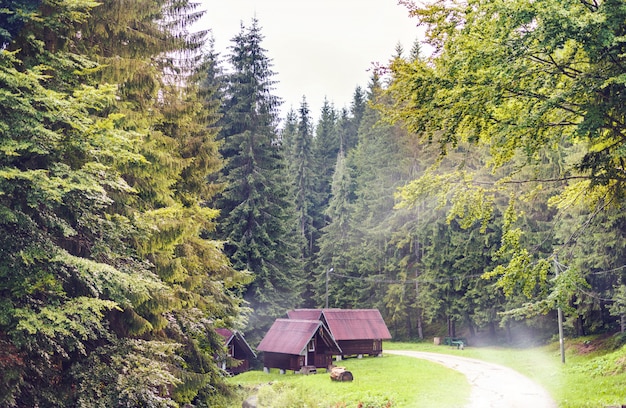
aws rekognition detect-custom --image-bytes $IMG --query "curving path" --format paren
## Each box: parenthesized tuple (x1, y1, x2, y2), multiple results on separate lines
(386, 350, 558, 408)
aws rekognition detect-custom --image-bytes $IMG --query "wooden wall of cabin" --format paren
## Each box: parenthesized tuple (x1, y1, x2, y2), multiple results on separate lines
(263, 352, 303, 371)
(337, 339, 383, 356)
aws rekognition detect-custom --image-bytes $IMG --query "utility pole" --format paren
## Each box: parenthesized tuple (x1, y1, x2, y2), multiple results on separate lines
(325, 268, 333, 309)
(555, 256, 565, 364)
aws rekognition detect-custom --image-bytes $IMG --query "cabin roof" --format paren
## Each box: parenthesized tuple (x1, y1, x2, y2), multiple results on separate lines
(323, 309, 392, 341)
(215, 328, 257, 358)
(257, 319, 340, 355)
(287, 309, 323, 321)
(216, 328, 235, 343)
(287, 309, 392, 341)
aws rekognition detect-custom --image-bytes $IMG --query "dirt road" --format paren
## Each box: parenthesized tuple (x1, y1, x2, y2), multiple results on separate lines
(386, 350, 558, 408)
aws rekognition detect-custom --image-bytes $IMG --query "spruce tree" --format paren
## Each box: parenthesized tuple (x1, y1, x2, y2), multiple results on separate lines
(0, 0, 247, 405)
(215, 18, 303, 342)
(280, 108, 299, 157)
(343, 86, 366, 152)
(290, 97, 320, 306)
(313, 99, 340, 222)
(74, 2, 248, 404)
(292, 98, 316, 255)
(315, 150, 357, 307)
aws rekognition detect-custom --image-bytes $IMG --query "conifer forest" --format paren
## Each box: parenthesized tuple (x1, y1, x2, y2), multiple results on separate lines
(1, 0, 626, 406)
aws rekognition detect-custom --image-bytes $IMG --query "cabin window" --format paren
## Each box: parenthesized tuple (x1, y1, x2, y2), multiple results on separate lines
(308, 339, 315, 352)
(228, 344, 234, 357)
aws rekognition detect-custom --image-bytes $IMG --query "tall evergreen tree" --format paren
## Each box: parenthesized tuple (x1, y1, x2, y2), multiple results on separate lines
(215, 18, 303, 342)
(292, 98, 315, 252)
(290, 97, 319, 306)
(315, 150, 357, 307)
(345, 86, 367, 151)
(76, 2, 248, 405)
(314, 99, 340, 219)
(0, 0, 247, 405)
(280, 107, 298, 156)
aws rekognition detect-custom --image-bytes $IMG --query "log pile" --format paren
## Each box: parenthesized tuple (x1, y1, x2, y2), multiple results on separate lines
(329, 366, 353, 382)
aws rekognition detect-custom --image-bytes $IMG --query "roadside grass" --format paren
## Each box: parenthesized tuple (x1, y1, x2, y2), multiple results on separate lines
(388, 336, 626, 408)
(226, 353, 470, 407)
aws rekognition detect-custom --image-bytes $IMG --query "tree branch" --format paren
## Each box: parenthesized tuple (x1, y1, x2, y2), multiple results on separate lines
(579, 0, 600, 12)
(501, 175, 591, 184)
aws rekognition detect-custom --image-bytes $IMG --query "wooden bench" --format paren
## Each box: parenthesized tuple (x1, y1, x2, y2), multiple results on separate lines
(443, 337, 466, 349)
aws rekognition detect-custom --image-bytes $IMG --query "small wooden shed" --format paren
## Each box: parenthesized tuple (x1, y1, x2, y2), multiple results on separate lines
(287, 309, 392, 358)
(256, 318, 341, 373)
(215, 328, 256, 374)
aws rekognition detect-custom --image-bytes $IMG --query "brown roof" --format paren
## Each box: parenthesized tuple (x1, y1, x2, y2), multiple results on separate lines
(257, 319, 341, 355)
(321, 309, 392, 341)
(216, 328, 234, 343)
(215, 328, 256, 357)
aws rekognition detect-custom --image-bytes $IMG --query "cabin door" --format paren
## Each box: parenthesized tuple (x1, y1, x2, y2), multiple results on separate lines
(314, 353, 329, 368)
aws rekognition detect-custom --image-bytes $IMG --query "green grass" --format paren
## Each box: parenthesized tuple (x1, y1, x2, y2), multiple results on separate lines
(225, 335, 626, 407)
(226, 354, 470, 407)
(388, 338, 626, 408)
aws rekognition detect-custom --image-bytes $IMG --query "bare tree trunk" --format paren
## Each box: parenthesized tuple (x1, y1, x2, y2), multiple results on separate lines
(447, 316, 456, 337)
(415, 280, 424, 340)
(417, 310, 424, 340)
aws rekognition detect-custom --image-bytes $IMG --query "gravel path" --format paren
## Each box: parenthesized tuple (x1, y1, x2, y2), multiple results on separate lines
(386, 350, 558, 408)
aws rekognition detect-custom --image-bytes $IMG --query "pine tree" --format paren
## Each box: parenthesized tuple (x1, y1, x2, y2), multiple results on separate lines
(316, 150, 357, 307)
(408, 38, 423, 62)
(280, 107, 298, 157)
(313, 99, 340, 220)
(290, 97, 319, 305)
(292, 98, 316, 253)
(75, 2, 247, 404)
(0, 1, 177, 404)
(345, 86, 367, 151)
(215, 18, 303, 342)
(0, 0, 247, 405)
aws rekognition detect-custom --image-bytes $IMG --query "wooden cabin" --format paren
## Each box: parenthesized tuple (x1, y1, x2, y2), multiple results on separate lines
(215, 328, 256, 374)
(256, 319, 341, 374)
(287, 309, 392, 358)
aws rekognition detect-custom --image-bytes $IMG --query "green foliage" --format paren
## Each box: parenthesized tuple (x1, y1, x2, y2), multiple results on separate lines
(0, 0, 247, 406)
(214, 18, 303, 342)
(72, 339, 183, 408)
(14, 297, 118, 339)
(378, 0, 626, 336)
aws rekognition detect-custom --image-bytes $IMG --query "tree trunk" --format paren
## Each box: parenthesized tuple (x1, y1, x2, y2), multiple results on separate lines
(447, 316, 456, 337)
(467, 316, 475, 338)
(506, 321, 512, 343)
(575, 315, 585, 336)
(417, 310, 424, 340)
(488, 321, 496, 338)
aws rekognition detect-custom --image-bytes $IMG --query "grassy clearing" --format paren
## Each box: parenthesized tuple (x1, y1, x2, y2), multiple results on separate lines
(225, 335, 626, 407)
(388, 336, 626, 408)
(226, 354, 470, 407)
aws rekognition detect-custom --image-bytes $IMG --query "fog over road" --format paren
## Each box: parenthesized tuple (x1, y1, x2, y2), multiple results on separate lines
(386, 350, 558, 408)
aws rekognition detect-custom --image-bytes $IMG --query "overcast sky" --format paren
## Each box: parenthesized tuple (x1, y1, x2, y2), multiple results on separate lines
(197, 0, 422, 122)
